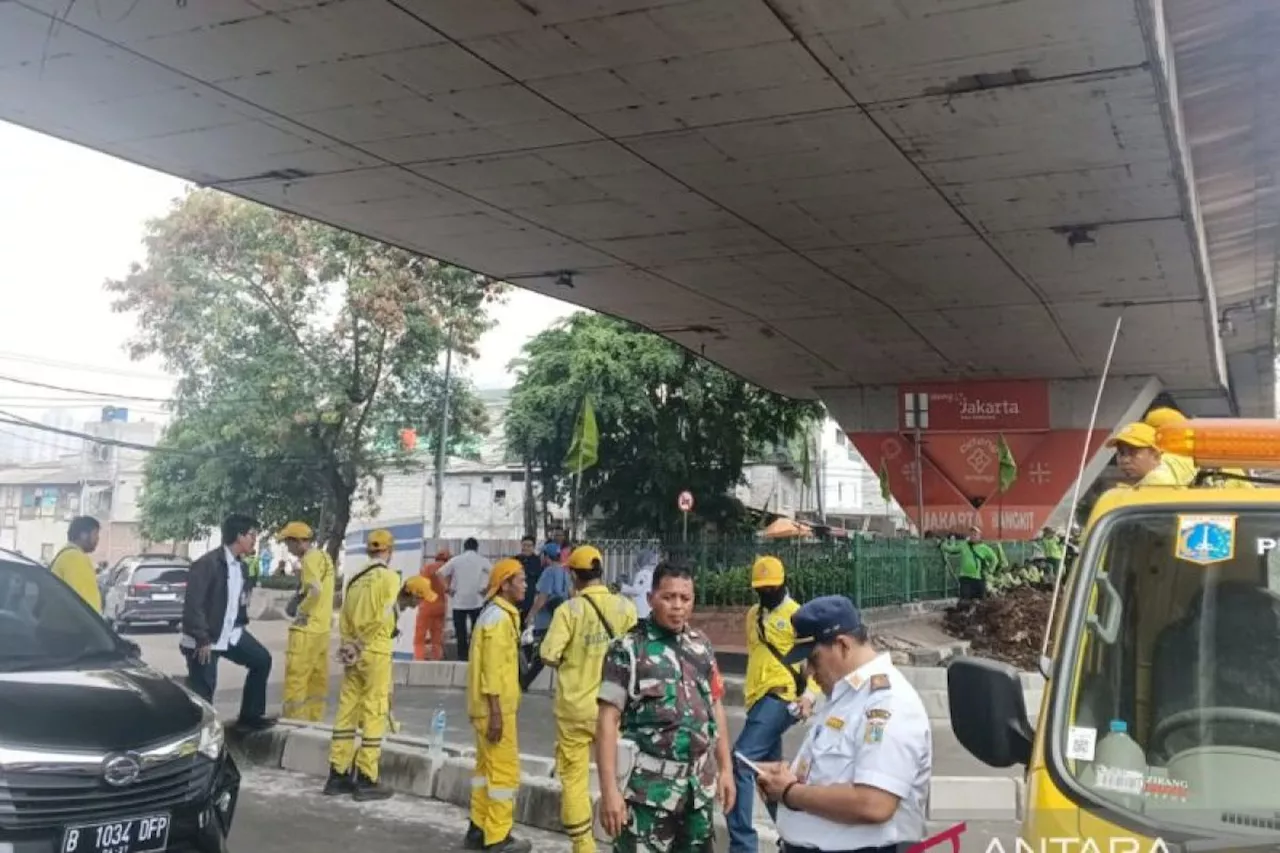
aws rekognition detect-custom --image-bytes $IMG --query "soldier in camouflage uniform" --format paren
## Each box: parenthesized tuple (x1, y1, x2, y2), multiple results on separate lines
(596, 562, 735, 853)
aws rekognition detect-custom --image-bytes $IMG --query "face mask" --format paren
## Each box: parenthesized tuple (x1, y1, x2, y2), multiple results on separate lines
(757, 587, 786, 610)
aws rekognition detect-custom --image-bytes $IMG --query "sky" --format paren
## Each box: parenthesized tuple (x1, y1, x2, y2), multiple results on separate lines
(0, 121, 578, 431)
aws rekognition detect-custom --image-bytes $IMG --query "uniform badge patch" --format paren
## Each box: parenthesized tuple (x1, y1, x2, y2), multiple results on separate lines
(866, 708, 892, 721)
(825, 716, 845, 730)
(865, 720, 887, 744)
(775, 619, 788, 630)
(868, 674, 891, 692)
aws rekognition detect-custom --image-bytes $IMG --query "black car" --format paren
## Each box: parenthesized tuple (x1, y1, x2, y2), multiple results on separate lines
(101, 557, 191, 632)
(0, 548, 240, 853)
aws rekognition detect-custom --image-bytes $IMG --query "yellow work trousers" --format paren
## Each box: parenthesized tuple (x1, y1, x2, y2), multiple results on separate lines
(470, 714, 519, 846)
(328, 651, 392, 781)
(282, 629, 330, 722)
(555, 717, 597, 853)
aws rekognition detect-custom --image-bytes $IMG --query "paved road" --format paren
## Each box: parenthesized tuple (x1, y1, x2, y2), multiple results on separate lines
(233, 766, 1018, 853)
(128, 623, 1006, 779)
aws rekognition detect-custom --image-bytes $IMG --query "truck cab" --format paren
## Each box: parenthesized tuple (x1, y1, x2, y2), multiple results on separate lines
(949, 419, 1280, 849)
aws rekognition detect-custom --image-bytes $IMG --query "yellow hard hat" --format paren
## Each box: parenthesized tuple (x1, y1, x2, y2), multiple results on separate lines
(402, 575, 433, 600)
(366, 529, 394, 552)
(278, 521, 313, 541)
(1106, 422, 1158, 450)
(1144, 407, 1187, 429)
(487, 557, 524, 595)
(568, 544, 603, 572)
(751, 555, 786, 589)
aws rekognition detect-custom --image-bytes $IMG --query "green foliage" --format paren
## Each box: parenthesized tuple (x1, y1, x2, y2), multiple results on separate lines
(505, 313, 823, 537)
(257, 572, 300, 591)
(106, 190, 503, 555)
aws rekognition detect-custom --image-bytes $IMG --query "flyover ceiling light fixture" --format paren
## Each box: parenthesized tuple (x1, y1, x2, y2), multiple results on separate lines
(554, 271, 575, 289)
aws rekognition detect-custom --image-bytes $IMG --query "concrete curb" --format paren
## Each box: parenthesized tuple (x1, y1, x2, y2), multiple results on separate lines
(390, 660, 1045, 723)
(227, 721, 1026, 831)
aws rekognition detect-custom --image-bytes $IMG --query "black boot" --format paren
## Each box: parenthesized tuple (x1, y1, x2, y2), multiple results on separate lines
(463, 823, 485, 850)
(485, 836, 531, 853)
(352, 770, 393, 801)
(322, 766, 354, 796)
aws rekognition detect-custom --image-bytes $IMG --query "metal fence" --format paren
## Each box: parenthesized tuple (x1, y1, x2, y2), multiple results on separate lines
(453, 534, 1040, 611)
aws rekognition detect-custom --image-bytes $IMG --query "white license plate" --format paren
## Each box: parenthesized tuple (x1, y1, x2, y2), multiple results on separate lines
(151, 593, 178, 601)
(62, 813, 170, 853)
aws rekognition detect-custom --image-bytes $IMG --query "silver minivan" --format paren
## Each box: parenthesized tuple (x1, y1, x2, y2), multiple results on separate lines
(101, 555, 191, 631)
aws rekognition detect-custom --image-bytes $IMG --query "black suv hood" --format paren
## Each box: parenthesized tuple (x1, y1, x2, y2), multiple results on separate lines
(0, 661, 202, 751)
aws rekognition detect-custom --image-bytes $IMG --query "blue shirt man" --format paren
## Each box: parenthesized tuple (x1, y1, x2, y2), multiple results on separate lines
(519, 543, 570, 691)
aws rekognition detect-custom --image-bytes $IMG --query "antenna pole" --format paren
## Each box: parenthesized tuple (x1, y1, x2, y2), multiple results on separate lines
(1038, 311, 1125, 672)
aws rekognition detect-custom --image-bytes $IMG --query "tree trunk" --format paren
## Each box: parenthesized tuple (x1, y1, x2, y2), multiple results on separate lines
(325, 484, 352, 590)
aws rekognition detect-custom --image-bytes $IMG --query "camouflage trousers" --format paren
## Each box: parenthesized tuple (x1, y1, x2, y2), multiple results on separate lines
(614, 797, 714, 853)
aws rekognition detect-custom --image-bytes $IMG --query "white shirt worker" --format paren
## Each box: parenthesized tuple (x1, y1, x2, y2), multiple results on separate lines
(776, 653, 932, 851)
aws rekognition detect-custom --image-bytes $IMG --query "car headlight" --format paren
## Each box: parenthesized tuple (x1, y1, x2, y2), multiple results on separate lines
(179, 684, 225, 760)
(197, 705, 225, 760)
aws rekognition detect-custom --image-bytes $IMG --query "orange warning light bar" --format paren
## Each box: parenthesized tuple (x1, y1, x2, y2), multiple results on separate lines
(1155, 418, 1280, 468)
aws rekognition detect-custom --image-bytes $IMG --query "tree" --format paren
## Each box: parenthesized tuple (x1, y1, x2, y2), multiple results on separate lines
(505, 313, 823, 538)
(107, 190, 503, 559)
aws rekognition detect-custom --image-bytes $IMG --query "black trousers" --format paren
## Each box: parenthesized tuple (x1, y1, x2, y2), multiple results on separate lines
(958, 576, 986, 601)
(452, 607, 482, 661)
(182, 629, 272, 722)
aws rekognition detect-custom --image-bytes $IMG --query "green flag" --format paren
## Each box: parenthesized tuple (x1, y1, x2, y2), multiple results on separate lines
(564, 395, 599, 474)
(997, 434, 1017, 493)
(879, 458, 892, 503)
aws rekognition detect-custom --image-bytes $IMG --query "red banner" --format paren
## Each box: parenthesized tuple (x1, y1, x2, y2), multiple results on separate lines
(853, 429, 1109, 535)
(899, 380, 1050, 432)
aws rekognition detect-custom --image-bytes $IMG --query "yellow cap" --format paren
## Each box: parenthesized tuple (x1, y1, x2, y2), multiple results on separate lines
(402, 575, 433, 600)
(278, 521, 313, 541)
(1107, 422, 1158, 450)
(366, 529, 394, 552)
(487, 557, 524, 596)
(751, 555, 785, 588)
(568, 545, 603, 571)
(1144, 407, 1187, 429)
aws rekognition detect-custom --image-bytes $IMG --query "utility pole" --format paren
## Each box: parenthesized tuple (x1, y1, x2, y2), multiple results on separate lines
(431, 324, 455, 543)
(905, 393, 929, 536)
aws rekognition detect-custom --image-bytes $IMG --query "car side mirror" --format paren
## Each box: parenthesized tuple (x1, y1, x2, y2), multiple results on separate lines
(948, 657, 1033, 767)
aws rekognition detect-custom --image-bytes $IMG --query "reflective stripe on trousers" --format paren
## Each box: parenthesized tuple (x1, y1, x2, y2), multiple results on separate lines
(471, 714, 519, 847)
(328, 651, 392, 780)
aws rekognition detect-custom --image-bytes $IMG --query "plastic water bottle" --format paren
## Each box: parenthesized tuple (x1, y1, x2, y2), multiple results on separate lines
(1080, 719, 1146, 809)
(430, 706, 447, 764)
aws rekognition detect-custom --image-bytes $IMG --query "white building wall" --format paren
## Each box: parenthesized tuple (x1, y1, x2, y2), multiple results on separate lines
(817, 416, 905, 522)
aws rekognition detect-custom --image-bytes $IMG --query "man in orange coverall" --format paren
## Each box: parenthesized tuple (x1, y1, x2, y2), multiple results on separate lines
(414, 548, 451, 661)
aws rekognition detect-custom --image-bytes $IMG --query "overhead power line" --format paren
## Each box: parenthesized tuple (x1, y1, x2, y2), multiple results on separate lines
(0, 373, 175, 403)
(0, 350, 171, 381)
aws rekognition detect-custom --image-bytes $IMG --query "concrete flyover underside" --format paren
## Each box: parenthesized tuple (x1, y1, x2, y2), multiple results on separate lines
(0, 0, 1273, 415)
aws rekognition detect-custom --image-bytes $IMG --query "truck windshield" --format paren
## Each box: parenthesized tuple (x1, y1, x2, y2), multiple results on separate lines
(1055, 508, 1280, 830)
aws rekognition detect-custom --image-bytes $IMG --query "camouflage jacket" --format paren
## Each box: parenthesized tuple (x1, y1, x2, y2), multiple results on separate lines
(599, 621, 725, 809)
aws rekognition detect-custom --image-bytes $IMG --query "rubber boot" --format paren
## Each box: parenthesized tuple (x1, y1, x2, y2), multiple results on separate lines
(352, 770, 393, 801)
(322, 766, 354, 796)
(464, 823, 485, 851)
(485, 836, 532, 853)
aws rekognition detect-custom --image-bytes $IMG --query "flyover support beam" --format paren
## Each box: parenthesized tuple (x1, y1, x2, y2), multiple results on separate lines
(821, 377, 1162, 537)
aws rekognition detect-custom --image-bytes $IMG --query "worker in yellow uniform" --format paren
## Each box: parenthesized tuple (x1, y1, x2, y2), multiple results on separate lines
(280, 521, 336, 721)
(51, 516, 103, 613)
(1107, 422, 1186, 486)
(539, 545, 637, 853)
(729, 555, 820, 853)
(324, 529, 436, 800)
(1144, 405, 1254, 488)
(465, 558, 529, 853)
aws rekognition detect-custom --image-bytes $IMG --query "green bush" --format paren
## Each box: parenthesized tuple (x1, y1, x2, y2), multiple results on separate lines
(257, 573, 299, 591)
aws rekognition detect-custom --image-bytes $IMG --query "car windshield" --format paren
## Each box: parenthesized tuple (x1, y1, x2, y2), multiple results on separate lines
(133, 566, 188, 585)
(1054, 507, 1280, 831)
(0, 558, 118, 670)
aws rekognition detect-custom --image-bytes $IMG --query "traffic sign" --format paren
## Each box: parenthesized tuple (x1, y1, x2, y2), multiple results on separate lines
(677, 491, 694, 512)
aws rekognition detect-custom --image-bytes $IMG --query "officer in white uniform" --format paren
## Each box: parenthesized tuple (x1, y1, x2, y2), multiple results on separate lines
(754, 596, 931, 853)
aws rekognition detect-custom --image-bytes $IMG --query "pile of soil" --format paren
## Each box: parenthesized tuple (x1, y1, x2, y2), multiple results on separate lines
(942, 586, 1052, 670)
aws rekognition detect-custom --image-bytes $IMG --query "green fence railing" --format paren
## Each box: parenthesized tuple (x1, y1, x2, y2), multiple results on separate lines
(659, 536, 1040, 610)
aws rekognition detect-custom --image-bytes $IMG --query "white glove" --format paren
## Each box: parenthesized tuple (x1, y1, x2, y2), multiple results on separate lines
(521, 627, 535, 646)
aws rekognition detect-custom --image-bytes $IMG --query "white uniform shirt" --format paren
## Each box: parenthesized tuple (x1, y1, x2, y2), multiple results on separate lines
(214, 547, 245, 652)
(439, 550, 492, 611)
(776, 653, 932, 849)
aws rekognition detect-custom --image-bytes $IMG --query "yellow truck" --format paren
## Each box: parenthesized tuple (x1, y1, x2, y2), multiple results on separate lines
(949, 418, 1280, 850)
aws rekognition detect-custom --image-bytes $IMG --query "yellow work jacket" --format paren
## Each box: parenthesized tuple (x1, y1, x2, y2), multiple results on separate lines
(744, 596, 817, 708)
(51, 545, 101, 613)
(338, 560, 401, 656)
(540, 585, 637, 722)
(293, 548, 336, 634)
(467, 596, 522, 720)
